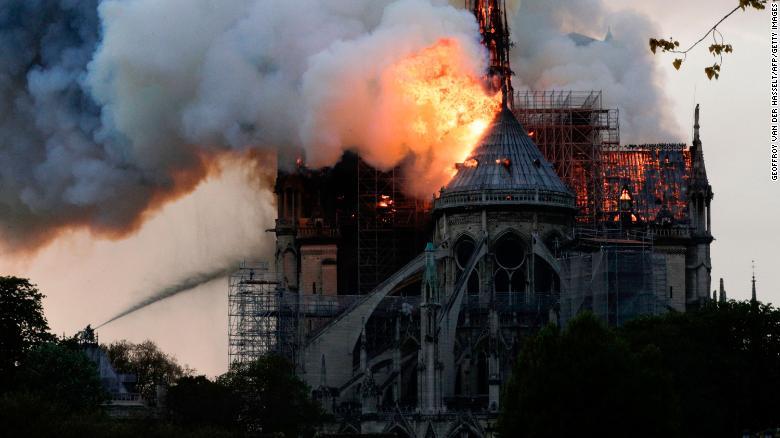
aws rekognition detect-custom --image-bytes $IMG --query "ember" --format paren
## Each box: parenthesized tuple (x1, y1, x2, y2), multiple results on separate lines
(463, 158, 479, 168)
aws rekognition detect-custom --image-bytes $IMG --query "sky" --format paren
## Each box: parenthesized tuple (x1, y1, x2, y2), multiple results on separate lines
(0, 0, 775, 377)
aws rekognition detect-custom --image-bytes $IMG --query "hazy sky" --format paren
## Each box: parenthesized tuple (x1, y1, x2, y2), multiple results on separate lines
(0, 1, 775, 377)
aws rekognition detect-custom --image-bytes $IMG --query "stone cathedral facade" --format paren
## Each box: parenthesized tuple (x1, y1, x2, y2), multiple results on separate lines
(265, 100, 714, 437)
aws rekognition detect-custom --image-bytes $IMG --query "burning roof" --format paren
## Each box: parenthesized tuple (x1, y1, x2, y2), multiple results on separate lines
(601, 148, 692, 224)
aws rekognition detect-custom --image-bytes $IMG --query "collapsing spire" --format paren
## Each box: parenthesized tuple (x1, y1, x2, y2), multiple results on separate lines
(468, 0, 514, 103)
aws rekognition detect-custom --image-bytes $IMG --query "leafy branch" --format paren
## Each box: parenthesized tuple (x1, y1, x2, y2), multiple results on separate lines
(649, 0, 766, 80)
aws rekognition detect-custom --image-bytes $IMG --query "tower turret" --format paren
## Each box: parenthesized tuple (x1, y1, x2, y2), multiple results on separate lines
(419, 243, 443, 414)
(685, 104, 714, 305)
(689, 104, 714, 235)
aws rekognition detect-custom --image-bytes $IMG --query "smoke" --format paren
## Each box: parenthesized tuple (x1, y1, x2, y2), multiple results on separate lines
(0, 0, 487, 254)
(0, 0, 217, 252)
(1, 0, 680, 258)
(507, 0, 683, 143)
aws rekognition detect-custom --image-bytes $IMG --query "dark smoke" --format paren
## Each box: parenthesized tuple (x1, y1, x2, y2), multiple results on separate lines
(2, 1, 682, 325)
(95, 263, 235, 329)
(0, 0, 211, 252)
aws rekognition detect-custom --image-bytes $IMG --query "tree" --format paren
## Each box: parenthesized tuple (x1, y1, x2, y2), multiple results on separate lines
(0, 276, 55, 390)
(499, 313, 680, 438)
(167, 375, 239, 428)
(650, 0, 766, 79)
(17, 341, 106, 411)
(104, 340, 188, 403)
(219, 355, 325, 437)
(621, 301, 780, 436)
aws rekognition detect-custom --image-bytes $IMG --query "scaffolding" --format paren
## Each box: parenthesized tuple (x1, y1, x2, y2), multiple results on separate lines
(228, 262, 294, 365)
(357, 159, 429, 294)
(512, 90, 620, 223)
(559, 239, 670, 327)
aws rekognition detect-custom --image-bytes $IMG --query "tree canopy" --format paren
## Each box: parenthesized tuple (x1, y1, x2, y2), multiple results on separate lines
(217, 355, 326, 437)
(16, 341, 106, 411)
(104, 339, 188, 403)
(0, 276, 56, 390)
(166, 375, 239, 429)
(499, 313, 679, 438)
(500, 301, 780, 437)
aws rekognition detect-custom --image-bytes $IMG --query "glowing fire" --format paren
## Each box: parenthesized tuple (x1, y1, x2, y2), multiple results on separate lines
(383, 39, 501, 190)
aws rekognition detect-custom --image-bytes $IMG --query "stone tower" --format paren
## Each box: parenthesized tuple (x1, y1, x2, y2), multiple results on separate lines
(686, 104, 714, 305)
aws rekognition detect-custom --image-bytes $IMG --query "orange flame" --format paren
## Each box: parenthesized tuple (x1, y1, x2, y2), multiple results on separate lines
(381, 39, 501, 193)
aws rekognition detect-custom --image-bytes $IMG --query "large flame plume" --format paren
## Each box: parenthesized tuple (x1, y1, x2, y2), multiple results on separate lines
(317, 38, 502, 196)
(383, 39, 501, 192)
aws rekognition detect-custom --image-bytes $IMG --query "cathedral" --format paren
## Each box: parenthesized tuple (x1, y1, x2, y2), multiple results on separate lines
(229, 2, 715, 436)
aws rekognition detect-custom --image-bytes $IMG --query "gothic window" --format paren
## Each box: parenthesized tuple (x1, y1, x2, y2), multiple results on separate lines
(477, 351, 489, 395)
(455, 236, 476, 269)
(495, 232, 525, 270)
(389, 426, 411, 438)
(510, 271, 525, 293)
(495, 269, 510, 293)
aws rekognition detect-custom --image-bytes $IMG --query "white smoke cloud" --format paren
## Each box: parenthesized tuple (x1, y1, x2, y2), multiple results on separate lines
(508, 0, 683, 143)
(0, 0, 679, 254)
(90, 0, 485, 171)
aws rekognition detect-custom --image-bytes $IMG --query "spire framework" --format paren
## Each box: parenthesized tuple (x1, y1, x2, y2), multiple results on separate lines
(468, 0, 514, 101)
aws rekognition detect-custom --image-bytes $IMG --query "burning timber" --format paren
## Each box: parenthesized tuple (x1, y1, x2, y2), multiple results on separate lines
(228, 2, 714, 436)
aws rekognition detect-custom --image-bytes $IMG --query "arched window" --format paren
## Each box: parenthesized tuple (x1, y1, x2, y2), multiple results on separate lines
(495, 269, 510, 293)
(476, 351, 489, 395)
(455, 236, 476, 269)
(495, 233, 525, 270)
(510, 271, 525, 293)
(455, 235, 477, 284)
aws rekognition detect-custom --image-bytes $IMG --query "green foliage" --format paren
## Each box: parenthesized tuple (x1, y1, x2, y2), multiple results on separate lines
(104, 339, 188, 403)
(499, 313, 679, 438)
(219, 355, 325, 437)
(621, 301, 780, 436)
(167, 375, 240, 428)
(0, 391, 237, 438)
(17, 342, 106, 411)
(501, 301, 780, 437)
(0, 276, 56, 389)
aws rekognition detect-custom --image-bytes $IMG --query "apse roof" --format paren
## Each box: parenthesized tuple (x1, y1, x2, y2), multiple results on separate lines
(435, 105, 575, 211)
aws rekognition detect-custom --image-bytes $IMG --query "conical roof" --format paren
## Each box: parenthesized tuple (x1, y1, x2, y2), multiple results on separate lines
(434, 105, 575, 211)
